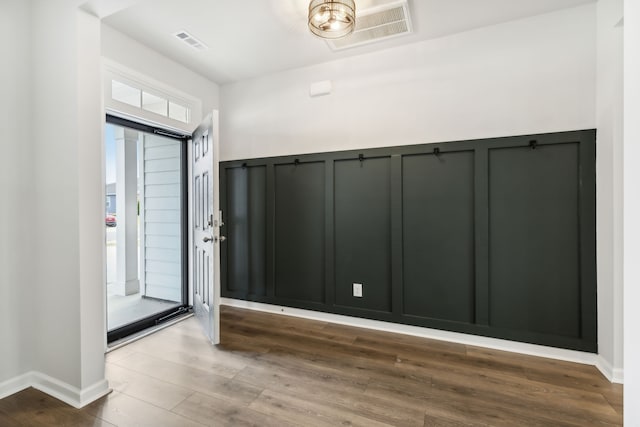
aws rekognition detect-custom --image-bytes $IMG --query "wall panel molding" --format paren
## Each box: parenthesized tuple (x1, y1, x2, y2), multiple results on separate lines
(220, 130, 597, 352)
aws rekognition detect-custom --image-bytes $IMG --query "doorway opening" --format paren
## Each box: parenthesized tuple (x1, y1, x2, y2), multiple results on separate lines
(105, 115, 190, 343)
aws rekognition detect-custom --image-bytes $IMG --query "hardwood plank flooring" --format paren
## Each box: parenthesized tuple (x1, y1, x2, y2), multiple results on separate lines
(0, 306, 623, 426)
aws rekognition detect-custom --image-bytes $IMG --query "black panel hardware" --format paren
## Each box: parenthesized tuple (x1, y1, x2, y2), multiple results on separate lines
(433, 147, 440, 156)
(530, 140, 538, 150)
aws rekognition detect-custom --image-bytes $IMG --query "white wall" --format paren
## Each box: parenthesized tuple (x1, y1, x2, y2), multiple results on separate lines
(220, 4, 596, 161)
(29, 2, 109, 402)
(624, 0, 640, 423)
(31, 0, 84, 388)
(77, 9, 108, 392)
(596, 0, 624, 382)
(1, 1, 109, 406)
(0, 0, 33, 388)
(101, 24, 219, 118)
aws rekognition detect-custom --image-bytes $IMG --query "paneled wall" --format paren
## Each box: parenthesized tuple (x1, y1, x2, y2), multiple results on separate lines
(220, 130, 596, 352)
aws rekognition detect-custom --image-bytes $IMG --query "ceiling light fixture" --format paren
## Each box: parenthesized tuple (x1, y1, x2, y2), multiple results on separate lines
(308, 0, 356, 39)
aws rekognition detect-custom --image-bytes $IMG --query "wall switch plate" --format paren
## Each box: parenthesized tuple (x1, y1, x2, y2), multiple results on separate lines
(353, 283, 363, 298)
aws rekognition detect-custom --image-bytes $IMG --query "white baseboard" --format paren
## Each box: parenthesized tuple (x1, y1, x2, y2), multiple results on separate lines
(221, 298, 623, 382)
(32, 372, 111, 409)
(0, 372, 111, 408)
(0, 372, 31, 400)
(596, 355, 624, 384)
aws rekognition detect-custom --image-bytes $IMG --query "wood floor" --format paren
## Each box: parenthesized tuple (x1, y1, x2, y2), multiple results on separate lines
(0, 306, 623, 426)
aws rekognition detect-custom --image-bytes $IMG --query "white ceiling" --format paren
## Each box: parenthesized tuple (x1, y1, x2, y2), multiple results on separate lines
(103, 0, 595, 85)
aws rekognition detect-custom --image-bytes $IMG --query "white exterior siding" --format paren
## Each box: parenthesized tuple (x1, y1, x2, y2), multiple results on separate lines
(142, 134, 183, 302)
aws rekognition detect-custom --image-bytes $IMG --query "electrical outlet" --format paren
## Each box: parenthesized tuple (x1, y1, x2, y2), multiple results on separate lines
(353, 283, 363, 298)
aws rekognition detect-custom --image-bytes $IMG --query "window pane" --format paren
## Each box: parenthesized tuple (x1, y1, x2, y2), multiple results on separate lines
(112, 80, 141, 108)
(142, 91, 168, 116)
(169, 102, 190, 123)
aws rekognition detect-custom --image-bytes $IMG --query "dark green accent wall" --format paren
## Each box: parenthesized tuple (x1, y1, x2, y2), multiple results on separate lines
(223, 165, 267, 297)
(219, 130, 597, 352)
(334, 157, 392, 312)
(403, 151, 476, 323)
(274, 162, 326, 303)
(488, 144, 581, 337)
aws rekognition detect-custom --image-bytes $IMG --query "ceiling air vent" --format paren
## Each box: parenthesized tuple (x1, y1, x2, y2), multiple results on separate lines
(328, 0, 412, 51)
(174, 30, 208, 51)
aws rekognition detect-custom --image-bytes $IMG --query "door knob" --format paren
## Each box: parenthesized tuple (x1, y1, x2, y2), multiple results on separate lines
(219, 236, 226, 242)
(203, 236, 214, 243)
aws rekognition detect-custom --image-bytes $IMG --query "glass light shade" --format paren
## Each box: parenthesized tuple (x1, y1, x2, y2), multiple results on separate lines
(308, 0, 356, 39)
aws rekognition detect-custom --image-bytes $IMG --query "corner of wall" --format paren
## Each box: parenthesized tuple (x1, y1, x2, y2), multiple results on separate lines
(0, 372, 111, 409)
(31, 372, 111, 409)
(596, 0, 624, 384)
(596, 355, 624, 383)
(0, 0, 36, 389)
(0, 373, 32, 402)
(624, 1, 640, 425)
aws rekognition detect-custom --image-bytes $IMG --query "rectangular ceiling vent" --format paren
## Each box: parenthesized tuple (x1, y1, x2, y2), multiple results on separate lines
(174, 30, 208, 51)
(328, 0, 412, 51)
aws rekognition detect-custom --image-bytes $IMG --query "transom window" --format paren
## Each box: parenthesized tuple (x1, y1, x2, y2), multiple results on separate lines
(104, 60, 201, 133)
(111, 79, 191, 124)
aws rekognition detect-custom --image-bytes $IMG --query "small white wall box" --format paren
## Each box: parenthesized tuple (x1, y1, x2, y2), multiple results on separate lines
(353, 283, 363, 297)
(309, 80, 332, 97)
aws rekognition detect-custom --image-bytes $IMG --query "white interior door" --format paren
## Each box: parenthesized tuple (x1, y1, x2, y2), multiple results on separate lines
(191, 112, 221, 344)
